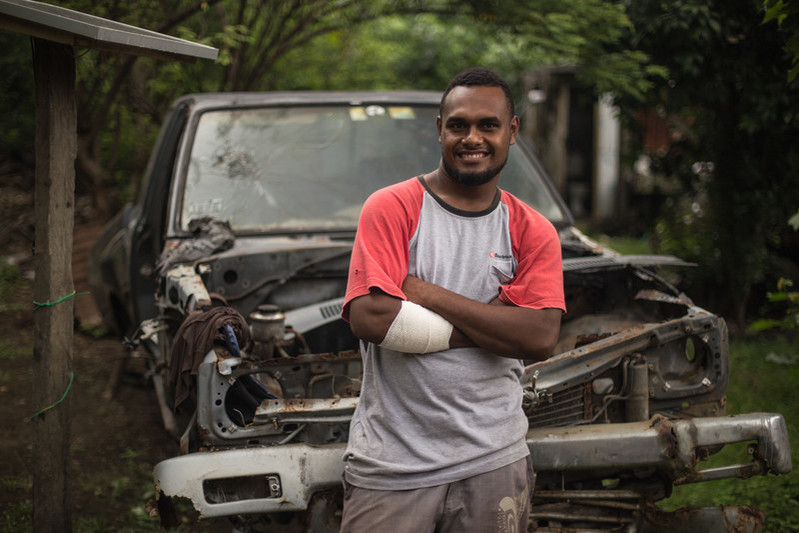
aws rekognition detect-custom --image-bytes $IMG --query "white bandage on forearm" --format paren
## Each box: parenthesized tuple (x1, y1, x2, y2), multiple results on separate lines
(379, 300, 454, 354)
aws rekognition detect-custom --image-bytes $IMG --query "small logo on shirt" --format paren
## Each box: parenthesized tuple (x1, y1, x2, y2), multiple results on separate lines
(489, 251, 513, 260)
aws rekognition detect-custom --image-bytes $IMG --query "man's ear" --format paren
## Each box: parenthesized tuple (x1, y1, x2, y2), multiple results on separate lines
(509, 115, 520, 145)
(436, 115, 443, 143)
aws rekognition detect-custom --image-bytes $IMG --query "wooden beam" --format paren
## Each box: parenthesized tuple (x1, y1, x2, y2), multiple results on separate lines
(32, 37, 76, 533)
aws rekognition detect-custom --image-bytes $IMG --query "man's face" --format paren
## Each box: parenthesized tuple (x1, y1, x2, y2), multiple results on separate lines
(437, 85, 519, 186)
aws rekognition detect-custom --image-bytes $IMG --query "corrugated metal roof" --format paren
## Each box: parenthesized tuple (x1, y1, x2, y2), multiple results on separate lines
(0, 0, 217, 61)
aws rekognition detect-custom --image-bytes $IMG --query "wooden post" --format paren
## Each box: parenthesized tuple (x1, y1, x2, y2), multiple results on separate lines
(31, 37, 76, 533)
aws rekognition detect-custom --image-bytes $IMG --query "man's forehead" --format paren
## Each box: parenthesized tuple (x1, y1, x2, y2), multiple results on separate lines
(441, 86, 511, 119)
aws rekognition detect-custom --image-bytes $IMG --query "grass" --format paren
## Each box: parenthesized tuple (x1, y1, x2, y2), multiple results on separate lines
(0, 260, 22, 298)
(590, 232, 654, 255)
(0, 502, 31, 533)
(0, 447, 168, 533)
(0, 343, 32, 361)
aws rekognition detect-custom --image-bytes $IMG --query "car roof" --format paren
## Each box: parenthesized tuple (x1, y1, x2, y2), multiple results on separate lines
(175, 91, 444, 111)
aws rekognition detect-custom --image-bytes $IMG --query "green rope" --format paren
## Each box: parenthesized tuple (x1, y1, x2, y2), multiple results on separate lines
(33, 290, 89, 311)
(30, 372, 74, 420)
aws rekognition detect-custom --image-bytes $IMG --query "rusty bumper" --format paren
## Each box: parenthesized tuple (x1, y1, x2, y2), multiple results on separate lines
(527, 412, 792, 480)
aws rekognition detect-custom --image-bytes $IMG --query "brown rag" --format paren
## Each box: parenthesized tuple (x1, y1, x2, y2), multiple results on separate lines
(169, 306, 250, 413)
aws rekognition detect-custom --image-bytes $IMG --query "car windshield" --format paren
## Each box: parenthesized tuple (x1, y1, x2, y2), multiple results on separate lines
(181, 104, 567, 232)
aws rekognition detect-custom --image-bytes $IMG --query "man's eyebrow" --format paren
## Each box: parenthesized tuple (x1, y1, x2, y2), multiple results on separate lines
(444, 115, 502, 123)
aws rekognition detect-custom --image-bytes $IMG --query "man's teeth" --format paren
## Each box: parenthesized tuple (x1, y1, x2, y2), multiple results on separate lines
(463, 153, 484, 159)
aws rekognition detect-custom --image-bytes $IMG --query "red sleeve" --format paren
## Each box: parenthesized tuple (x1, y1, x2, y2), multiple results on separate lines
(342, 179, 423, 321)
(498, 192, 566, 312)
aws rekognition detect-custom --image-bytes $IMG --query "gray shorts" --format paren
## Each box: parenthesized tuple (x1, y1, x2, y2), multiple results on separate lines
(340, 456, 534, 533)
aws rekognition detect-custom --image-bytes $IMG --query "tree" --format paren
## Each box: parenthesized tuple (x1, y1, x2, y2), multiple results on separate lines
(619, 0, 799, 327)
(764, 0, 799, 80)
(3, 0, 655, 220)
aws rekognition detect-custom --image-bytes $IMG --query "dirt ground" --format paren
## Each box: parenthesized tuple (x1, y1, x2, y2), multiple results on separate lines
(0, 289, 175, 529)
(0, 170, 229, 531)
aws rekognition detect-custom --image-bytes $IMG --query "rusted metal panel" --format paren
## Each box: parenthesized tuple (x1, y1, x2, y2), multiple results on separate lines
(162, 264, 211, 311)
(638, 505, 765, 533)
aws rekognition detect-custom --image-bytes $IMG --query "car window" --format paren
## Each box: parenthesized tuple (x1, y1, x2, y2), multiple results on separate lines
(181, 104, 566, 232)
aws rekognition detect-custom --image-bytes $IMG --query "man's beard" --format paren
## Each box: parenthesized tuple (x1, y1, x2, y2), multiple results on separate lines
(441, 156, 508, 186)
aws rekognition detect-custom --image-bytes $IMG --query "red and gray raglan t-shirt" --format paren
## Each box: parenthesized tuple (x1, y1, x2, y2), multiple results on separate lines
(342, 176, 565, 491)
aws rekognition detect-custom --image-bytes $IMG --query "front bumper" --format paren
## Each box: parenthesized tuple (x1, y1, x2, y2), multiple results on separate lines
(154, 413, 791, 519)
(154, 442, 347, 518)
(527, 412, 792, 482)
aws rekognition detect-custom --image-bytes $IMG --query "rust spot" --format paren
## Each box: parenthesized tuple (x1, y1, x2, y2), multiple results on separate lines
(575, 332, 613, 348)
(315, 351, 351, 360)
(299, 456, 307, 484)
(737, 505, 766, 523)
(281, 398, 307, 412)
(640, 503, 764, 532)
(582, 383, 593, 420)
(655, 421, 679, 459)
(695, 447, 711, 462)
(255, 349, 361, 367)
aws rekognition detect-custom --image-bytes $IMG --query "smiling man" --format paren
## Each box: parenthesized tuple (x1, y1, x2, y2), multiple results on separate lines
(340, 67, 566, 533)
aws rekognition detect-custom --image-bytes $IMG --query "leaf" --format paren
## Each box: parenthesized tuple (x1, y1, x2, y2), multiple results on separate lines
(767, 291, 789, 303)
(748, 318, 782, 331)
(764, 0, 788, 25)
(788, 209, 799, 231)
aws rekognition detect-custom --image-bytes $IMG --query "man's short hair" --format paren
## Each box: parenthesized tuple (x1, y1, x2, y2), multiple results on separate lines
(440, 67, 515, 118)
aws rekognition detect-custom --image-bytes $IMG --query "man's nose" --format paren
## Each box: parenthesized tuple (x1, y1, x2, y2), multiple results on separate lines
(462, 126, 482, 145)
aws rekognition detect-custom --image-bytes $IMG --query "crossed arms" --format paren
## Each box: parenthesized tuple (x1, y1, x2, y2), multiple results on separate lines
(348, 275, 561, 361)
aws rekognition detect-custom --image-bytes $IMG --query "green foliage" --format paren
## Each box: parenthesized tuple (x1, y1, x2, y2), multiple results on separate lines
(750, 277, 799, 332)
(453, 0, 657, 96)
(267, 0, 655, 110)
(579, 227, 653, 255)
(78, 322, 110, 339)
(764, 0, 799, 80)
(0, 260, 22, 304)
(790, 209, 799, 231)
(0, 476, 31, 533)
(269, 15, 486, 92)
(619, 1, 799, 322)
(0, 343, 32, 362)
(70, 446, 167, 531)
(651, 183, 720, 293)
(0, 502, 32, 533)
(0, 31, 34, 156)
(749, 210, 799, 333)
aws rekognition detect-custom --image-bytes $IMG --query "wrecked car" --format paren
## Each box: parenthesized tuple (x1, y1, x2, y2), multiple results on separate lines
(89, 91, 792, 532)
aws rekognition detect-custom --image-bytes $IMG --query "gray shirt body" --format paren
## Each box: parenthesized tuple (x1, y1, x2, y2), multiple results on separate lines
(343, 183, 530, 490)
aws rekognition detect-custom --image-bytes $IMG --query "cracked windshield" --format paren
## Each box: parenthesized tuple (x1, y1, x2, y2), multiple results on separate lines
(182, 104, 566, 232)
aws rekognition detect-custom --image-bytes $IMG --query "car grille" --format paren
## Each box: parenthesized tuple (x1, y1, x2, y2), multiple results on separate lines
(319, 301, 342, 320)
(528, 383, 591, 428)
